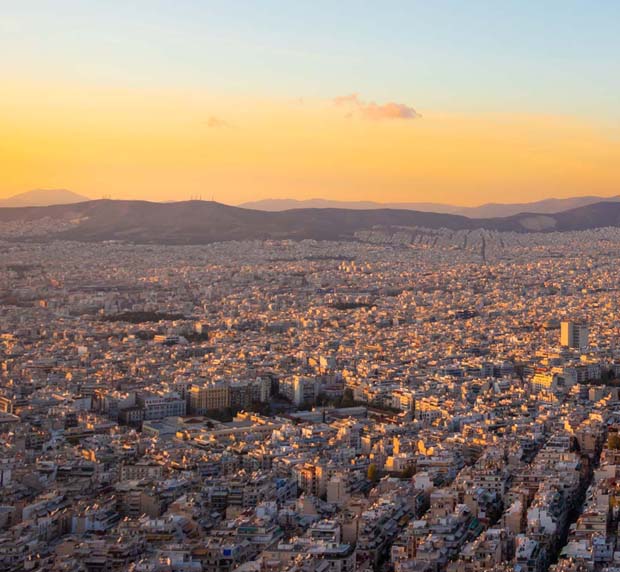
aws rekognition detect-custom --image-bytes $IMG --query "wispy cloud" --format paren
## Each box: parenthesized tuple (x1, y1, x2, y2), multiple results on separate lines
(333, 94, 361, 106)
(206, 116, 231, 128)
(333, 93, 421, 120)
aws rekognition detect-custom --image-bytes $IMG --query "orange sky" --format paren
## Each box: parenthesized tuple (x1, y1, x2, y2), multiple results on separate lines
(2, 83, 619, 206)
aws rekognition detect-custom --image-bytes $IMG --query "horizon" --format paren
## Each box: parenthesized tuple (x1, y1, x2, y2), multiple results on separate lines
(2, 1, 620, 205)
(5, 188, 620, 211)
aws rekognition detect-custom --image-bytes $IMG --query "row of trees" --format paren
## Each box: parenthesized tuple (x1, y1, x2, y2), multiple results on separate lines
(367, 462, 414, 482)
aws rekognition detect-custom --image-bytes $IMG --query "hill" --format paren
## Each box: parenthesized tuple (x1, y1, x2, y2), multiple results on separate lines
(241, 195, 620, 218)
(2, 199, 620, 243)
(0, 189, 90, 208)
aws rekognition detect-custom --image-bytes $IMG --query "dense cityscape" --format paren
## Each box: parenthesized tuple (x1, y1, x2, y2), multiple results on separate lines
(2, 227, 620, 572)
(4, 1, 620, 571)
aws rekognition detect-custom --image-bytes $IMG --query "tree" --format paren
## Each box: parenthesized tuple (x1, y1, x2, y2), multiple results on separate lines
(608, 432, 620, 450)
(400, 465, 415, 479)
(367, 463, 379, 482)
(342, 388, 355, 407)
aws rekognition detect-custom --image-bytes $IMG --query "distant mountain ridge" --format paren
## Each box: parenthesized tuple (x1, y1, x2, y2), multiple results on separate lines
(0, 189, 90, 208)
(4, 191, 617, 217)
(3, 199, 620, 244)
(240, 195, 620, 218)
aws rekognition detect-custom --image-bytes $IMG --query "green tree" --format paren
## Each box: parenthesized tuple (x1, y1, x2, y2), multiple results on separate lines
(608, 433, 620, 450)
(367, 463, 379, 482)
(400, 465, 415, 479)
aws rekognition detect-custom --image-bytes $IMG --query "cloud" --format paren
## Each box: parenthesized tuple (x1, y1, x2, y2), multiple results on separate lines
(206, 116, 230, 128)
(361, 102, 420, 120)
(332, 93, 421, 120)
(333, 94, 362, 106)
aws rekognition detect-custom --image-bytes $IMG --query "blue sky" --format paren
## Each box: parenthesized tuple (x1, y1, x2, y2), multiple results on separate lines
(2, 0, 619, 119)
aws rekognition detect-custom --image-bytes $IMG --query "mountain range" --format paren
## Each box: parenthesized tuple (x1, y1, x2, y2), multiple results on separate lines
(2, 199, 620, 244)
(0, 189, 90, 208)
(3, 189, 619, 219)
(2, 189, 619, 219)
(239, 195, 620, 218)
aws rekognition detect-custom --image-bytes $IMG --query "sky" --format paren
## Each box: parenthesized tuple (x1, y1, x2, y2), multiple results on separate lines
(1, 0, 619, 206)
